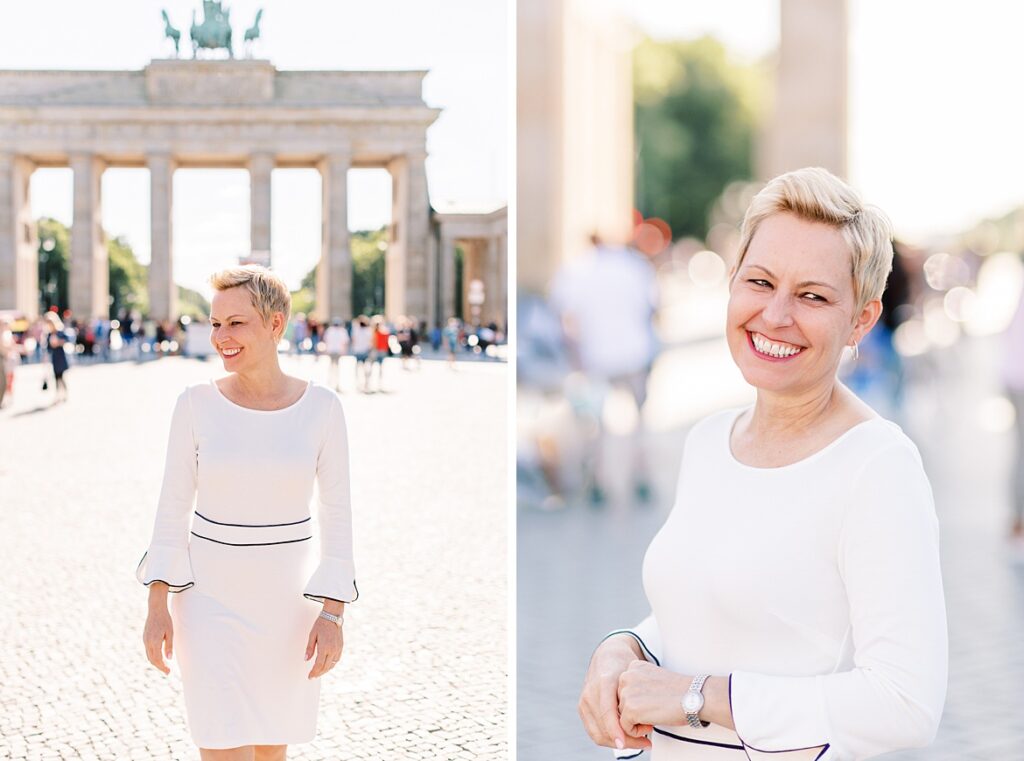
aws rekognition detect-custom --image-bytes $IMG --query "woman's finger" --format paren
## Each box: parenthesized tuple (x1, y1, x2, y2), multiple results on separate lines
(597, 677, 626, 749)
(305, 628, 317, 661)
(308, 644, 330, 679)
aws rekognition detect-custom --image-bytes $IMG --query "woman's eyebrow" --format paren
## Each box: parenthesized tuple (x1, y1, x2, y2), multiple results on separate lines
(210, 314, 244, 321)
(744, 264, 838, 292)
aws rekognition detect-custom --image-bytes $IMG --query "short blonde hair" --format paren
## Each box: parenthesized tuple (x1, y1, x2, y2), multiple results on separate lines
(734, 167, 894, 311)
(208, 265, 291, 331)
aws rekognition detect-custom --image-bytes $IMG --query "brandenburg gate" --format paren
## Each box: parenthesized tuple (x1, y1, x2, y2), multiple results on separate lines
(0, 58, 441, 324)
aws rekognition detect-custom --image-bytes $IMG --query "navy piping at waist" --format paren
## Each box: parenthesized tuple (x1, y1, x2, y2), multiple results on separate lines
(194, 511, 311, 528)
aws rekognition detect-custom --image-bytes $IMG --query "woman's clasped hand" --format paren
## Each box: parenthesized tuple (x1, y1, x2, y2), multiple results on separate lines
(578, 636, 655, 751)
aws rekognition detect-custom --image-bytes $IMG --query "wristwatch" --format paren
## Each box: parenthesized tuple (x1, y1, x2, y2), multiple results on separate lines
(318, 610, 344, 627)
(681, 674, 711, 728)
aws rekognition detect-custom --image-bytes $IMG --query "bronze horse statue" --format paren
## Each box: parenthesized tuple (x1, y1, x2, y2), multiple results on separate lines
(190, 0, 234, 58)
(161, 9, 181, 57)
(244, 9, 263, 56)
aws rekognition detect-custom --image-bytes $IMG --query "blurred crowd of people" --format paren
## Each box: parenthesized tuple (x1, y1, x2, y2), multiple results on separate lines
(0, 306, 507, 408)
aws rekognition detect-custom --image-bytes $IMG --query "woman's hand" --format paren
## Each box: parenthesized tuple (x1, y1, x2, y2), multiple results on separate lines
(305, 617, 344, 679)
(143, 605, 174, 675)
(617, 660, 690, 731)
(578, 637, 653, 751)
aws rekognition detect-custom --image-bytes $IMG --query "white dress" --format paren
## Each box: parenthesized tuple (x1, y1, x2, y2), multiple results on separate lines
(136, 379, 357, 749)
(609, 408, 948, 761)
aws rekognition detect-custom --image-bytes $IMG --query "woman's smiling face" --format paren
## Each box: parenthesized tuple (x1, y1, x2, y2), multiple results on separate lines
(726, 211, 879, 397)
(209, 286, 282, 369)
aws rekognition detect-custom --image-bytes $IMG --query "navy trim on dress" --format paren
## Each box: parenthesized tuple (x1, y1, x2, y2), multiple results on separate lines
(304, 579, 360, 604)
(190, 531, 312, 547)
(135, 552, 194, 593)
(600, 629, 661, 666)
(653, 728, 744, 751)
(615, 750, 645, 760)
(729, 673, 831, 760)
(194, 511, 312, 528)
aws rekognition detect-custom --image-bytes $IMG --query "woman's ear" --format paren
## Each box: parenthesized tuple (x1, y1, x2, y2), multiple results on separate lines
(851, 298, 883, 345)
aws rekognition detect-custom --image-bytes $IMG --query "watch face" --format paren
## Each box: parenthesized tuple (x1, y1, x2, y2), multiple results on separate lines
(682, 691, 704, 714)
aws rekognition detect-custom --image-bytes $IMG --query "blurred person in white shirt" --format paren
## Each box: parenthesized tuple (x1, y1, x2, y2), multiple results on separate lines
(549, 233, 659, 507)
(323, 318, 350, 392)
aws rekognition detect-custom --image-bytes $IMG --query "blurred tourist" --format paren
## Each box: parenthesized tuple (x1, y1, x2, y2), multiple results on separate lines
(43, 311, 70, 403)
(549, 232, 659, 506)
(1002, 279, 1024, 557)
(323, 318, 350, 392)
(350, 315, 373, 392)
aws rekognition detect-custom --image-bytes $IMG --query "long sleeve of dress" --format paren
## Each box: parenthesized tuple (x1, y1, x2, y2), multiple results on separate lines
(729, 443, 948, 760)
(135, 389, 198, 592)
(303, 395, 358, 603)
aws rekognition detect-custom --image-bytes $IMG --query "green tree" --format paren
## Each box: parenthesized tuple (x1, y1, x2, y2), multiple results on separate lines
(37, 217, 69, 312)
(351, 228, 387, 316)
(634, 36, 764, 240)
(293, 227, 388, 319)
(108, 235, 148, 318)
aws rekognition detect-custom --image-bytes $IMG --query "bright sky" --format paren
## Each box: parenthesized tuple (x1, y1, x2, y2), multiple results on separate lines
(614, 0, 1024, 244)
(0, 0, 507, 294)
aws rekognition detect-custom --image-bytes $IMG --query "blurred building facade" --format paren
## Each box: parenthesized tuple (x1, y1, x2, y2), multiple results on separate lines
(517, 0, 634, 293)
(759, 0, 848, 179)
(434, 206, 508, 326)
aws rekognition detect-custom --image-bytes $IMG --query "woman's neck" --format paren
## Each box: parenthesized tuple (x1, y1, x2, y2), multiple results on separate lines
(747, 383, 844, 440)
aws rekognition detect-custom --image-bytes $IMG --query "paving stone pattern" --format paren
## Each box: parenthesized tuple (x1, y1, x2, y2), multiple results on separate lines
(0, 354, 508, 760)
(518, 335, 1024, 760)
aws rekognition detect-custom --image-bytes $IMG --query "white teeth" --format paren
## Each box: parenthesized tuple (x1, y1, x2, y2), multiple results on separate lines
(223, 348, 241, 356)
(751, 333, 801, 358)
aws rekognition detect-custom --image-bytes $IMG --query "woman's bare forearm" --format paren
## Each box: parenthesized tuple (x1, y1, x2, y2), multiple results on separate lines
(148, 581, 169, 611)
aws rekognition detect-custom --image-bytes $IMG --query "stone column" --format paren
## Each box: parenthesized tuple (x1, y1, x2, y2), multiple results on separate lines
(317, 151, 351, 322)
(484, 236, 500, 325)
(0, 154, 37, 317)
(70, 153, 107, 321)
(148, 154, 176, 322)
(439, 230, 455, 323)
(388, 150, 430, 321)
(497, 232, 508, 330)
(249, 152, 274, 260)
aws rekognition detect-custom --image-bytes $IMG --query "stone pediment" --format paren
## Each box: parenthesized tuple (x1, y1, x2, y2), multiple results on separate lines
(0, 60, 433, 110)
(145, 59, 275, 104)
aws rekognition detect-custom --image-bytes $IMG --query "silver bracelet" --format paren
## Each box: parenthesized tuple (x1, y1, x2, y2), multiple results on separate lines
(318, 610, 344, 626)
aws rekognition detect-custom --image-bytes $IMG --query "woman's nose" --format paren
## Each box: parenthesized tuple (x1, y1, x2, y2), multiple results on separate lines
(761, 292, 795, 327)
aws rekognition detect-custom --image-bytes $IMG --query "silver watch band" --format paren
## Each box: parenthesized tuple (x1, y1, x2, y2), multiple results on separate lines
(318, 610, 344, 626)
(686, 674, 711, 729)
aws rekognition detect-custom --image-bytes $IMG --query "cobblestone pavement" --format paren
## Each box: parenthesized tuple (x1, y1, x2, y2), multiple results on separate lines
(518, 335, 1024, 760)
(0, 353, 508, 760)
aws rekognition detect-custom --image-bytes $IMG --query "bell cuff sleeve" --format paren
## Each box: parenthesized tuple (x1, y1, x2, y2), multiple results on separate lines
(600, 613, 662, 666)
(728, 443, 948, 760)
(303, 395, 359, 604)
(135, 545, 195, 592)
(137, 388, 198, 593)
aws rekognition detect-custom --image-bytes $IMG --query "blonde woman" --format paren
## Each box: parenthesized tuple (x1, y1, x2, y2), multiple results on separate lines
(579, 168, 947, 760)
(137, 265, 358, 760)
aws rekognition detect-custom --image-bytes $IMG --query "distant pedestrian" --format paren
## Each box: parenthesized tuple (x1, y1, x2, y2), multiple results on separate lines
(1002, 279, 1024, 558)
(0, 317, 20, 408)
(323, 318, 350, 392)
(550, 232, 659, 505)
(369, 316, 391, 391)
(43, 311, 70, 403)
(443, 318, 460, 369)
(350, 315, 373, 392)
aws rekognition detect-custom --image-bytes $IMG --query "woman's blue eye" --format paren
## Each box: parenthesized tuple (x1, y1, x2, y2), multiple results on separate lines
(802, 293, 826, 303)
(748, 279, 771, 288)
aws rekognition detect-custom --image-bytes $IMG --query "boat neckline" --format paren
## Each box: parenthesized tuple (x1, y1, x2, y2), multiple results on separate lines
(209, 378, 313, 414)
(725, 406, 889, 471)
